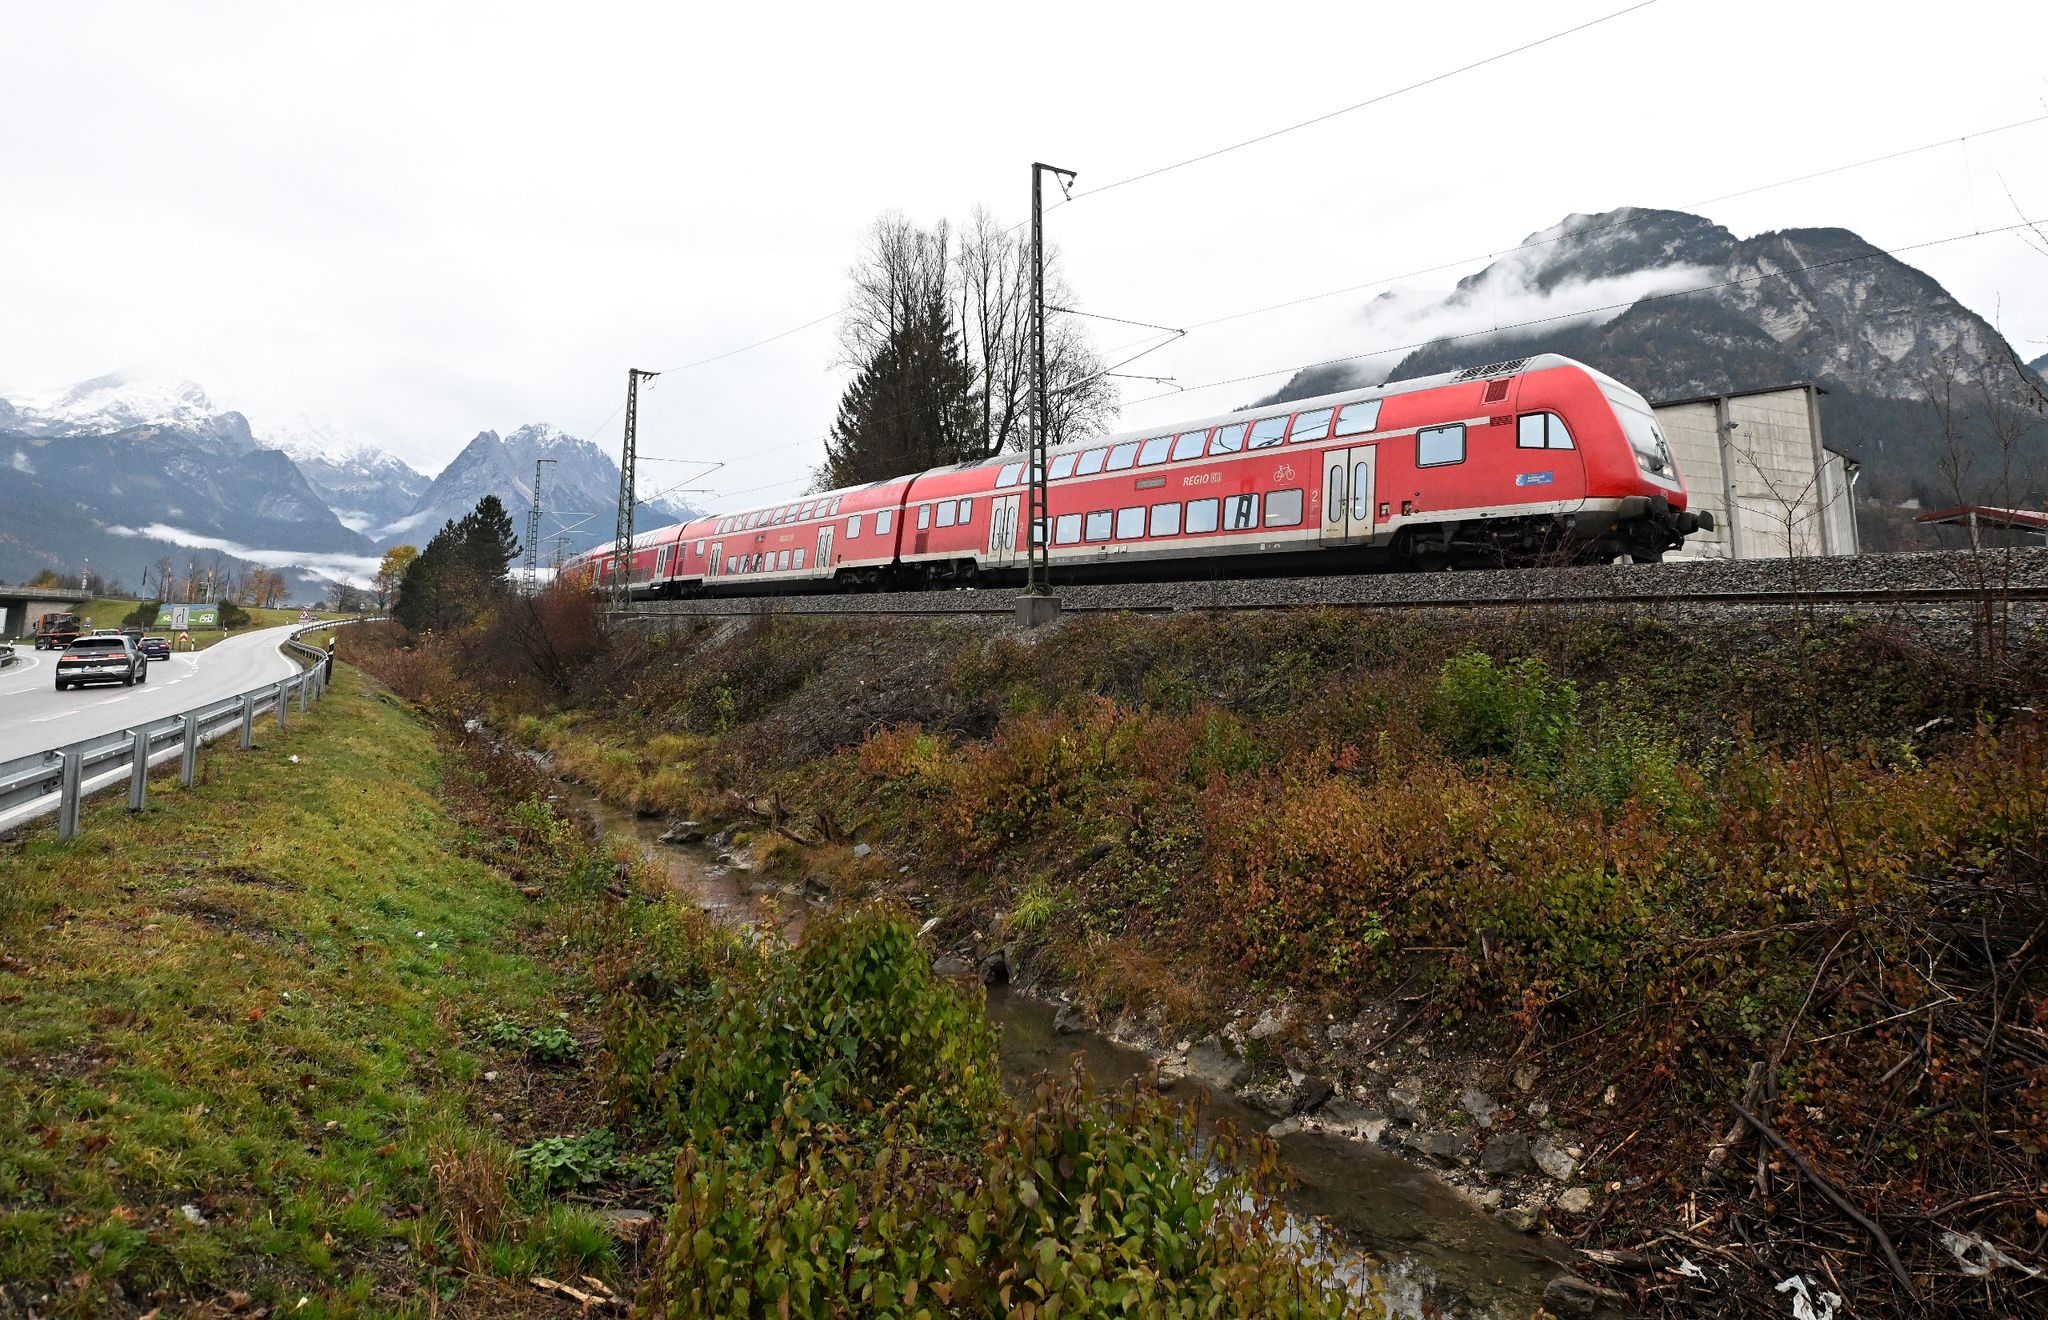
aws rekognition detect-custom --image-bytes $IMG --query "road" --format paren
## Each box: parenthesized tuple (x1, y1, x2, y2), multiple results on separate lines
(0, 625, 304, 759)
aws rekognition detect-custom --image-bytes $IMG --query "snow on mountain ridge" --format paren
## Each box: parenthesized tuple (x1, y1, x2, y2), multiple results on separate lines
(6, 371, 233, 439)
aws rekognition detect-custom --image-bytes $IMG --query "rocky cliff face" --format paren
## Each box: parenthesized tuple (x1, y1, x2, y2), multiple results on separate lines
(1263, 208, 2044, 516)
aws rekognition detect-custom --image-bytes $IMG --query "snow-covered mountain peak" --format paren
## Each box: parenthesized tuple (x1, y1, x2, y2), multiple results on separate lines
(6, 371, 234, 439)
(255, 409, 420, 475)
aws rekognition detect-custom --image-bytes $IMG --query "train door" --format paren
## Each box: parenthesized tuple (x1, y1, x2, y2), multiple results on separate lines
(1320, 446, 1377, 545)
(988, 494, 1021, 567)
(708, 542, 723, 578)
(815, 525, 834, 575)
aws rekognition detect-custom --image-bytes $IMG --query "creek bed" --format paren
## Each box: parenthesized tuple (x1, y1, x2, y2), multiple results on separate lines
(578, 790, 1566, 1318)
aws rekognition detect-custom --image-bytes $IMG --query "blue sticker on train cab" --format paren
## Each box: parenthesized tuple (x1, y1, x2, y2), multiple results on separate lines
(1515, 472, 1554, 486)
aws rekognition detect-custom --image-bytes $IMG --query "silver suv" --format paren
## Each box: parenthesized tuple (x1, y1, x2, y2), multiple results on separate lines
(56, 635, 148, 690)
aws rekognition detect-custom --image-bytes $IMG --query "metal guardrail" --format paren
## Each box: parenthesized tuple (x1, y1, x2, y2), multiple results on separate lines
(0, 619, 377, 839)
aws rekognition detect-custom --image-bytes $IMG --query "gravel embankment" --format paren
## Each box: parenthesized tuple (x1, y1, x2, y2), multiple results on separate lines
(622, 547, 2048, 620)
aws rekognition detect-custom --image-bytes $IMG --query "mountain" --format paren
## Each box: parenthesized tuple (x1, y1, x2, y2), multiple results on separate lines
(2030, 352, 2048, 379)
(1, 373, 256, 449)
(0, 374, 387, 598)
(375, 423, 701, 556)
(258, 412, 429, 534)
(1262, 208, 2047, 534)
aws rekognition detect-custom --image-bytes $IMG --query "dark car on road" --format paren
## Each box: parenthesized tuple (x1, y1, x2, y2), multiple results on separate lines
(55, 635, 148, 690)
(139, 635, 172, 661)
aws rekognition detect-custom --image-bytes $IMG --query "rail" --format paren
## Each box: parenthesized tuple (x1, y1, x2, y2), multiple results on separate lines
(0, 619, 376, 839)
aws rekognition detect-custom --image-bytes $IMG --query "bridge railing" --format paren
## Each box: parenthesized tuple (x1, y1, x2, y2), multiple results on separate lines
(0, 619, 376, 839)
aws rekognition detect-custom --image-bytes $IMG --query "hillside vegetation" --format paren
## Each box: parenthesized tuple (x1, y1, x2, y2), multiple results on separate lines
(342, 589, 2048, 1318)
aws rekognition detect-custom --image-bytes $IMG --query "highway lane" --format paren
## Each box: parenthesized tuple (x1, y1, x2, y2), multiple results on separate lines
(0, 625, 305, 760)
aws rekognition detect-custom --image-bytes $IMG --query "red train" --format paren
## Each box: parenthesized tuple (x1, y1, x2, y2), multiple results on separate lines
(570, 354, 1712, 597)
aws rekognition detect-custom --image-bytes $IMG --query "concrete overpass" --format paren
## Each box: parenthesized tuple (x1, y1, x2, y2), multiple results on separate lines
(0, 586, 94, 641)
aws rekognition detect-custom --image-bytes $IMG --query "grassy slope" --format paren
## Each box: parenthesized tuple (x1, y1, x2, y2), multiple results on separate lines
(0, 669, 591, 1317)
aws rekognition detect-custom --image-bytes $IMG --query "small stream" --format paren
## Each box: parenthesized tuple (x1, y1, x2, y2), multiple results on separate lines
(576, 791, 1566, 1319)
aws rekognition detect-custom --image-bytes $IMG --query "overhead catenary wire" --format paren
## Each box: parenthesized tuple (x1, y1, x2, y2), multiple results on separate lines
(1059, 0, 1663, 205)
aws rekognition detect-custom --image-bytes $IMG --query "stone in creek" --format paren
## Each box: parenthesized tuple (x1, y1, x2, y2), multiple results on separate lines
(1541, 1271, 1624, 1317)
(1266, 1118, 1303, 1139)
(1460, 1088, 1499, 1128)
(659, 821, 705, 844)
(1497, 1201, 1547, 1234)
(1386, 1077, 1427, 1126)
(931, 954, 974, 979)
(1183, 1035, 1250, 1091)
(1554, 1186, 1595, 1215)
(1052, 1002, 1092, 1035)
(1405, 1129, 1466, 1166)
(1534, 1136, 1578, 1182)
(851, 843, 872, 859)
(1291, 1074, 1336, 1115)
(1481, 1131, 1537, 1176)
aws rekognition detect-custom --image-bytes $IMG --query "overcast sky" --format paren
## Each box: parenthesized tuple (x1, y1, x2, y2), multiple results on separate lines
(3, 0, 2043, 513)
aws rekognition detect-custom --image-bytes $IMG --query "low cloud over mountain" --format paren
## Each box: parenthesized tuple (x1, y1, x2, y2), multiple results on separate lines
(1264, 208, 2046, 528)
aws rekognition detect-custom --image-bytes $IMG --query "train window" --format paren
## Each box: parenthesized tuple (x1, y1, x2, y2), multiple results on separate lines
(1417, 423, 1466, 467)
(1138, 436, 1173, 466)
(1530, 412, 1575, 449)
(1076, 448, 1109, 476)
(1335, 399, 1382, 437)
(696, 540, 706, 555)
(1084, 510, 1112, 541)
(1049, 453, 1078, 480)
(1209, 422, 1248, 455)
(1171, 429, 1209, 461)
(1105, 441, 1142, 471)
(779, 550, 792, 570)
(958, 498, 973, 522)
(799, 502, 815, 519)
(1266, 489, 1304, 527)
(1226, 493, 1260, 530)
(1055, 513, 1082, 544)
(1116, 506, 1146, 539)
(877, 510, 894, 535)
(1186, 498, 1220, 534)
(917, 504, 932, 530)
(1289, 409, 1333, 443)
(1517, 414, 1546, 449)
(794, 547, 807, 569)
(997, 462, 1024, 487)
(1326, 463, 1344, 523)
(846, 513, 863, 539)
(1149, 502, 1182, 536)
(936, 502, 956, 528)
(1246, 417, 1288, 449)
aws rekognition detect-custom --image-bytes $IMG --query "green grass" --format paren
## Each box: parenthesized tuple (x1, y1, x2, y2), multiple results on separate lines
(0, 668, 580, 1317)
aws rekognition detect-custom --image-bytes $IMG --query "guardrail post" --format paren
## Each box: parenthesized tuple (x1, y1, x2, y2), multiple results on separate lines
(128, 728, 149, 812)
(297, 672, 310, 714)
(239, 692, 257, 749)
(58, 748, 83, 840)
(275, 682, 289, 732)
(180, 714, 200, 787)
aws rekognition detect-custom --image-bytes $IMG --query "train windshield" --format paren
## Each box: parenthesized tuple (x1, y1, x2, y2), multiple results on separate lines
(1608, 395, 1679, 482)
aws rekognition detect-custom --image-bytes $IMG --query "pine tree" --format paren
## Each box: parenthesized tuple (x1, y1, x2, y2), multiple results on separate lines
(818, 286, 978, 490)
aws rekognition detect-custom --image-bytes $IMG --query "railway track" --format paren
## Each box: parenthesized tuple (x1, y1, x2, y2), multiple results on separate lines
(610, 548, 2048, 623)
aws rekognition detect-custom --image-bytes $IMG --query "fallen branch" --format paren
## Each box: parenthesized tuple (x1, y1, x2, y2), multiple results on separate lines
(1732, 1103, 1915, 1297)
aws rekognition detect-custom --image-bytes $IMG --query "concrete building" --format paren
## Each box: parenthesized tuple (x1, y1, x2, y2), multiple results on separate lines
(1652, 383, 1859, 559)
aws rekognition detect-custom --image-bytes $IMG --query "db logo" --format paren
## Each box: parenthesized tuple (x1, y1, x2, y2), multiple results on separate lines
(1273, 463, 1296, 482)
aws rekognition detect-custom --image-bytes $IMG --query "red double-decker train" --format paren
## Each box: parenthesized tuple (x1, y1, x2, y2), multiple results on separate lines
(569, 354, 1711, 597)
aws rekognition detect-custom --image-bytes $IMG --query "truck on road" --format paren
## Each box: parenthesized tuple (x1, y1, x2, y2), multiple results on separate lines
(33, 612, 82, 650)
